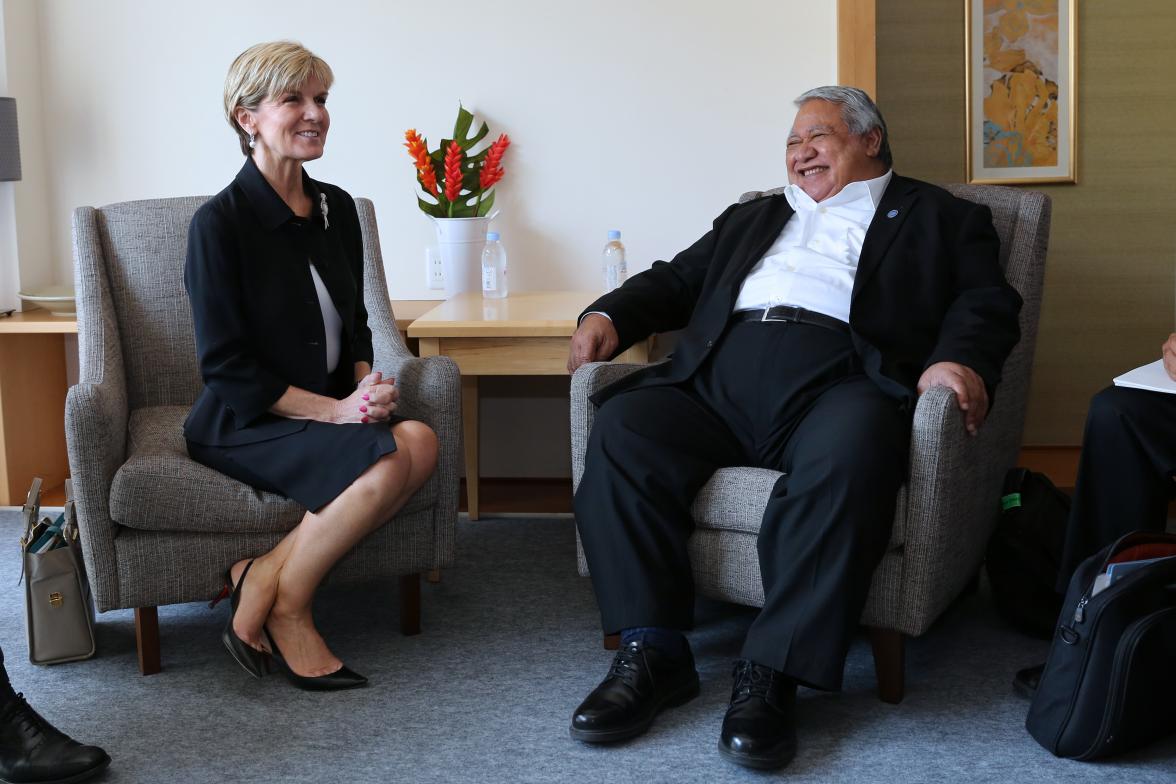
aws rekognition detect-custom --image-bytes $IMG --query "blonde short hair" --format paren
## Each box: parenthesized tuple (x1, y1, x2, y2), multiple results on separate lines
(223, 41, 334, 156)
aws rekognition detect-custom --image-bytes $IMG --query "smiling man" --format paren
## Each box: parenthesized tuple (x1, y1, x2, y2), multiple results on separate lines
(566, 86, 1023, 769)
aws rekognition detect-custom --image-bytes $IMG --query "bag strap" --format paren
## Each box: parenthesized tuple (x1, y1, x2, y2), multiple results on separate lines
(20, 477, 42, 545)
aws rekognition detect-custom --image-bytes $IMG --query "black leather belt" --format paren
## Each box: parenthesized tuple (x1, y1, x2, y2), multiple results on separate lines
(732, 306, 850, 335)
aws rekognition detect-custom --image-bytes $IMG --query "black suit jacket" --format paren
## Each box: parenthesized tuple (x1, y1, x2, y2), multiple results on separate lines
(584, 174, 1023, 412)
(183, 157, 371, 447)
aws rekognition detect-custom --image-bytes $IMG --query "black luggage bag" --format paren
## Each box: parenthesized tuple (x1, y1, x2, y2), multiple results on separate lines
(1026, 531, 1176, 760)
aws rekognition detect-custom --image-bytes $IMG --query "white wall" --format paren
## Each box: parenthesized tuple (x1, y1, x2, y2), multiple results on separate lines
(33, 0, 835, 292)
(1, 0, 52, 306)
(11, 0, 838, 476)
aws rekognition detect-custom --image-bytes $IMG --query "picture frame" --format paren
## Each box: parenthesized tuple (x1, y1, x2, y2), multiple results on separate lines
(965, 0, 1077, 184)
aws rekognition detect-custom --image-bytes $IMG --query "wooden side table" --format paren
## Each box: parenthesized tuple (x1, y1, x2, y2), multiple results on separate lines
(407, 291, 648, 520)
(0, 310, 76, 505)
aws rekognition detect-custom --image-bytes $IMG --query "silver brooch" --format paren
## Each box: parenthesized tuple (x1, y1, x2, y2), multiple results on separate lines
(319, 193, 329, 230)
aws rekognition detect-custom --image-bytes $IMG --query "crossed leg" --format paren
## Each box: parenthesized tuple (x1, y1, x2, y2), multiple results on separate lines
(231, 420, 438, 675)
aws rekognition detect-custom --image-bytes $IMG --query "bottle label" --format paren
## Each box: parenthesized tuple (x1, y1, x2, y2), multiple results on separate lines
(482, 266, 497, 292)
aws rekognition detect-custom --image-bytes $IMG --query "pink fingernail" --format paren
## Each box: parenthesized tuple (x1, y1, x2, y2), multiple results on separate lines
(362, 416, 369, 423)
(360, 405, 368, 413)
(362, 393, 369, 401)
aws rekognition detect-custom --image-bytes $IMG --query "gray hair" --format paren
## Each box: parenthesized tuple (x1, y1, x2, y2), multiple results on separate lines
(794, 86, 893, 168)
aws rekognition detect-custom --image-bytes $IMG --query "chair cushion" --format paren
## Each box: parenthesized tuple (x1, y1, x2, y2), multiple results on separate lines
(691, 467, 906, 550)
(110, 406, 435, 533)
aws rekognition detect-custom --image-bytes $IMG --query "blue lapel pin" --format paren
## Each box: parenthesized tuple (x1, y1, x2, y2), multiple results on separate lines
(886, 209, 899, 219)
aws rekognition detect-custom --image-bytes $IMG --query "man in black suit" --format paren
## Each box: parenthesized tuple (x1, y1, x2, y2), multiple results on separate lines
(566, 86, 1022, 769)
(1014, 333, 1176, 698)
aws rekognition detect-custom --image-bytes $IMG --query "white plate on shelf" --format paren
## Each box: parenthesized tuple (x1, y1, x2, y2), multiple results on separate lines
(18, 285, 76, 317)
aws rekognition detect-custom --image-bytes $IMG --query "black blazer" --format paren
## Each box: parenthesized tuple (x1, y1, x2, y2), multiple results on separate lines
(584, 174, 1023, 413)
(183, 157, 372, 447)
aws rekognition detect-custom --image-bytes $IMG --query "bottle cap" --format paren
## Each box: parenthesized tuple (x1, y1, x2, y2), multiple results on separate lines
(608, 230, 621, 240)
(486, 232, 500, 241)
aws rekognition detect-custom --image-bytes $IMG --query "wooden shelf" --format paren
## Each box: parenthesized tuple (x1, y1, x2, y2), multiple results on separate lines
(0, 309, 78, 334)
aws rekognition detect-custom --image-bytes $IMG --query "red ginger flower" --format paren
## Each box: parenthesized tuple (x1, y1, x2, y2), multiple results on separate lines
(443, 141, 463, 204)
(479, 134, 510, 190)
(404, 129, 438, 197)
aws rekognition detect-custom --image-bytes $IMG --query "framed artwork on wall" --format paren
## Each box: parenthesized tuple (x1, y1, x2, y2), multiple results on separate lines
(966, 0, 1077, 184)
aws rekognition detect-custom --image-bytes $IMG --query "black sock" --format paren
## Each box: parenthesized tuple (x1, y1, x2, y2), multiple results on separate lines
(620, 627, 689, 660)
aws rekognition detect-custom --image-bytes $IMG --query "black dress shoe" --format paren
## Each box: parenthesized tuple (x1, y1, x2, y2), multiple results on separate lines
(0, 691, 110, 784)
(220, 561, 270, 679)
(570, 640, 700, 743)
(1013, 663, 1045, 699)
(718, 659, 797, 770)
(263, 629, 368, 692)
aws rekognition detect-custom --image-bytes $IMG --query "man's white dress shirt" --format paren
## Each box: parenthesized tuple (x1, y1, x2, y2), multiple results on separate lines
(732, 170, 892, 324)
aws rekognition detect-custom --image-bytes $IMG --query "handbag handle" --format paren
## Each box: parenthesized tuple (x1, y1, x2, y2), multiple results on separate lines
(20, 477, 43, 546)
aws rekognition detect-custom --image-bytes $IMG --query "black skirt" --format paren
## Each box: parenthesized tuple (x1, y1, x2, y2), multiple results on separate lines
(187, 417, 407, 512)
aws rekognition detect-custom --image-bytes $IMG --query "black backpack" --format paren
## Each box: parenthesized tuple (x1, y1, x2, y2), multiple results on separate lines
(986, 468, 1070, 638)
(1026, 531, 1176, 760)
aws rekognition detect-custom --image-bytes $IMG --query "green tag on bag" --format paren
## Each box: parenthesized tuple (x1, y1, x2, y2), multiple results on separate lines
(1001, 492, 1022, 512)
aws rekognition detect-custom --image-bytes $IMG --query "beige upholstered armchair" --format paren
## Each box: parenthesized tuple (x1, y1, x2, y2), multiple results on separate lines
(572, 184, 1051, 703)
(66, 196, 461, 674)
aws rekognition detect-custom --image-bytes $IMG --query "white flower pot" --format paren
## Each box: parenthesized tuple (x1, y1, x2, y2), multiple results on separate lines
(432, 216, 491, 298)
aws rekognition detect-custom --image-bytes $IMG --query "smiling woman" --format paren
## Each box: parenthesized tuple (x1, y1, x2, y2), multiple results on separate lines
(182, 41, 440, 692)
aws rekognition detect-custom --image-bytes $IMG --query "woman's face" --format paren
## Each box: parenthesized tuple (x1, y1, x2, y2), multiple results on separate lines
(239, 76, 330, 165)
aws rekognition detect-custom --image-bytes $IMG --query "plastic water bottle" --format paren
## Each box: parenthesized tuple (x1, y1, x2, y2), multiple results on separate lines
(602, 230, 627, 292)
(481, 232, 508, 299)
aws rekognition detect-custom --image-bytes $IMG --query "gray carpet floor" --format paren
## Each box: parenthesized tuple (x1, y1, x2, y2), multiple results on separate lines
(1, 510, 1173, 783)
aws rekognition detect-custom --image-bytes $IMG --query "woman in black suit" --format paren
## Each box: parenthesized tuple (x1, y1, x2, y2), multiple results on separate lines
(184, 41, 438, 690)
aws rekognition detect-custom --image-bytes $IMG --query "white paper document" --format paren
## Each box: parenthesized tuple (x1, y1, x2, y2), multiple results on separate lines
(1112, 359, 1176, 395)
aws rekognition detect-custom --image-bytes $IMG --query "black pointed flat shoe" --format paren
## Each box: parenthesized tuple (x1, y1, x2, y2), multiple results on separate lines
(220, 560, 270, 679)
(263, 628, 368, 691)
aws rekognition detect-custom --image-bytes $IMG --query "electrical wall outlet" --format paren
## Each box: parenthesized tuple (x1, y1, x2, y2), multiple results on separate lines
(426, 247, 445, 290)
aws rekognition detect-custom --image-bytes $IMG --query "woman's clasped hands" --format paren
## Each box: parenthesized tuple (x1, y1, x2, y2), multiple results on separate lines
(335, 371, 398, 424)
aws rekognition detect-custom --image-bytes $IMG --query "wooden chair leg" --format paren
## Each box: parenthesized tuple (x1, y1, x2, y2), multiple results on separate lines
(603, 633, 619, 650)
(868, 627, 905, 704)
(135, 607, 161, 675)
(399, 573, 421, 636)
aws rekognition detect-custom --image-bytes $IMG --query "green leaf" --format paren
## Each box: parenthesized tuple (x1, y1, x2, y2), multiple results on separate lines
(452, 104, 490, 149)
(416, 196, 445, 218)
(452, 105, 474, 143)
(475, 189, 496, 217)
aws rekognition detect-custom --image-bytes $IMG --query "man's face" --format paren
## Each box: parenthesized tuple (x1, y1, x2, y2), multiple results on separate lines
(786, 99, 885, 202)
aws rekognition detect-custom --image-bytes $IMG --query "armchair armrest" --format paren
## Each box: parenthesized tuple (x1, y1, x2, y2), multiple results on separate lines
(570, 361, 651, 490)
(900, 383, 1004, 629)
(65, 380, 128, 612)
(69, 204, 133, 611)
(377, 353, 461, 566)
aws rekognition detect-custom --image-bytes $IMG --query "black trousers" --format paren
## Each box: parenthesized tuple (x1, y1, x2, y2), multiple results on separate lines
(0, 644, 12, 701)
(1056, 385, 1176, 591)
(574, 320, 908, 691)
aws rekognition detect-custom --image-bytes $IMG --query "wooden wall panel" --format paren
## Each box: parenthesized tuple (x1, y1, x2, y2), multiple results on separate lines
(877, 1, 1176, 444)
(838, 0, 877, 95)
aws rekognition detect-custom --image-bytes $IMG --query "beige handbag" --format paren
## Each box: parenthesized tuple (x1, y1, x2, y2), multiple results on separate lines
(21, 478, 96, 664)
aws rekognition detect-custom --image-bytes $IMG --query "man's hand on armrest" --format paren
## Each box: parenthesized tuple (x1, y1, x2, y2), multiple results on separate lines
(917, 361, 989, 436)
(1163, 333, 1176, 381)
(568, 314, 620, 374)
